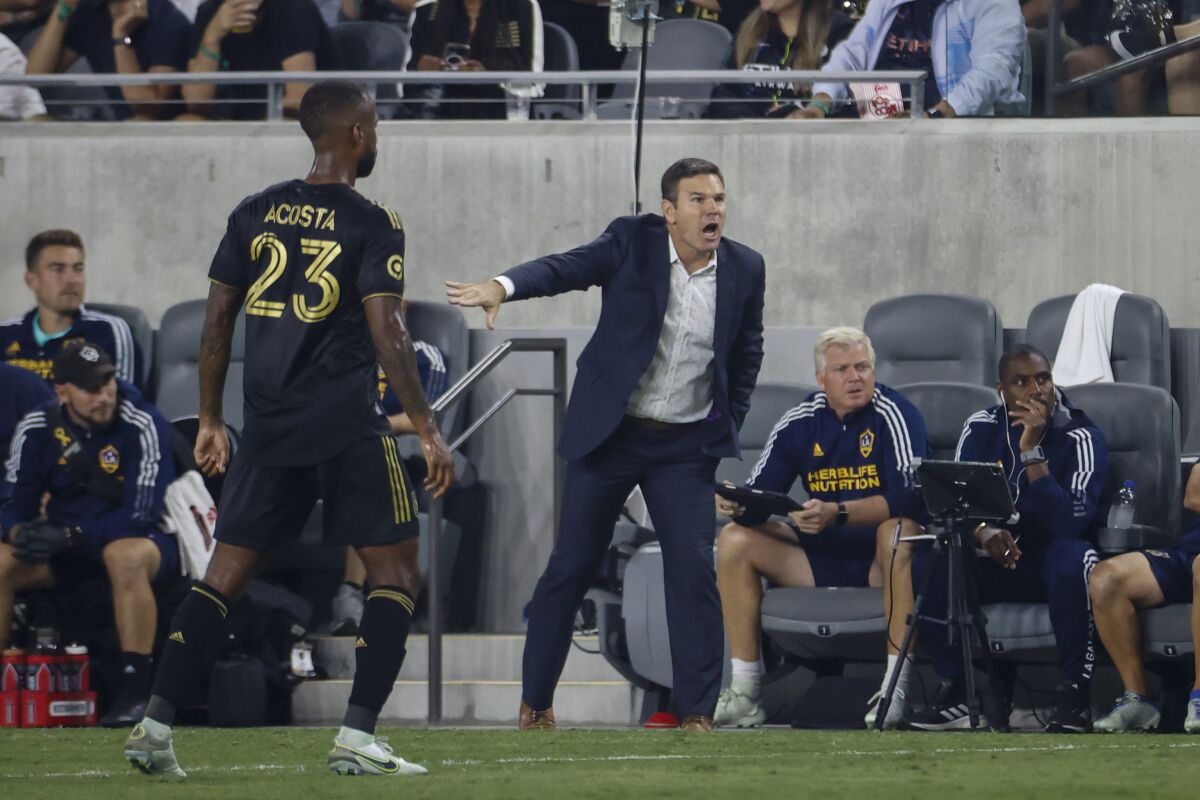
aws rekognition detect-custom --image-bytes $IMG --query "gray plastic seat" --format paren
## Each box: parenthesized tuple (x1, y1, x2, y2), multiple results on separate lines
(1025, 293, 1171, 392)
(86, 302, 153, 390)
(404, 300, 470, 440)
(534, 21, 582, 120)
(154, 300, 247, 432)
(716, 383, 817, 488)
(761, 586, 885, 661)
(895, 382, 999, 460)
(596, 19, 732, 120)
(864, 294, 1003, 386)
(331, 21, 410, 119)
(1141, 604, 1195, 659)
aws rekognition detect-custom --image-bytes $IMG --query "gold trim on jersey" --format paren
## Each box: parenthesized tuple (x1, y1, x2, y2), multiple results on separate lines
(361, 292, 405, 303)
(372, 202, 404, 231)
(208, 277, 241, 290)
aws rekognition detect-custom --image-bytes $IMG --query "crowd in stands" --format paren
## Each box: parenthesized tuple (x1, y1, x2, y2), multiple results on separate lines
(4, 0, 1200, 119)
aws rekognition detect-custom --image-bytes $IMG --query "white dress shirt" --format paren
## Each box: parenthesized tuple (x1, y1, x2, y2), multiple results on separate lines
(0, 34, 46, 121)
(496, 235, 720, 425)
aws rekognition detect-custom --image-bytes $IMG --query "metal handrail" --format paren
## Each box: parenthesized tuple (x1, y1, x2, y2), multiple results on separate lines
(423, 337, 568, 724)
(1044, 0, 1200, 113)
(0, 69, 930, 119)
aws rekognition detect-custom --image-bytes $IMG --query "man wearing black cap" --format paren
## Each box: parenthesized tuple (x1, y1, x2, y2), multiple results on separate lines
(0, 340, 179, 726)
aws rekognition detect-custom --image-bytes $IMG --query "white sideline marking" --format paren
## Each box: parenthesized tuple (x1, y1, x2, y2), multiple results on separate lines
(6, 741, 1200, 779)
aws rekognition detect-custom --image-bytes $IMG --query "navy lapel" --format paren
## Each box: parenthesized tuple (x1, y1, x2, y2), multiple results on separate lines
(651, 222, 671, 323)
(713, 239, 737, 356)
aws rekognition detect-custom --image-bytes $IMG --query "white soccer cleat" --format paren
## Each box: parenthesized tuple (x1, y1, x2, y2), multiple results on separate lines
(1094, 692, 1161, 733)
(328, 734, 428, 776)
(1185, 696, 1200, 734)
(714, 680, 766, 728)
(124, 719, 187, 779)
(865, 688, 908, 731)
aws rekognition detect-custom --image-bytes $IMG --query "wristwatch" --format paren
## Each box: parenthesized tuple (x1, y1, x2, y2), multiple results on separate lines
(1020, 446, 1047, 466)
(112, 35, 132, 48)
(833, 502, 849, 527)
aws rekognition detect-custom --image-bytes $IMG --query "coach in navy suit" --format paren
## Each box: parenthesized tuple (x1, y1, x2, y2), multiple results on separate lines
(448, 158, 766, 731)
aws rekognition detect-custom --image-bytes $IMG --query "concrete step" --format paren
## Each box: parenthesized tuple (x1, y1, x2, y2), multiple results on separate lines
(313, 634, 624, 682)
(291, 679, 640, 726)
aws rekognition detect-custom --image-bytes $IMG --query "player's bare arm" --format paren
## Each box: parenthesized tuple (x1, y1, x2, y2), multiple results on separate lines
(195, 281, 243, 477)
(365, 295, 454, 497)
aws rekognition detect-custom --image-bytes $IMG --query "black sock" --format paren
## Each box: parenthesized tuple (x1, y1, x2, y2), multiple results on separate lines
(344, 585, 414, 734)
(118, 652, 154, 701)
(146, 581, 231, 725)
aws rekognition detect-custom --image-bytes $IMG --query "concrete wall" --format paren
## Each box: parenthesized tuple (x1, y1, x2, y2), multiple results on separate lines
(4, 118, 1200, 330)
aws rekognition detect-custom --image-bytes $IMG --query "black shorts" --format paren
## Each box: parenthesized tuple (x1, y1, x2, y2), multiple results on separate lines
(215, 435, 420, 551)
(51, 529, 181, 588)
(1143, 547, 1199, 605)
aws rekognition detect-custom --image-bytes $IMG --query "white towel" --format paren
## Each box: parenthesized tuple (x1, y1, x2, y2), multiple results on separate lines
(1051, 283, 1126, 387)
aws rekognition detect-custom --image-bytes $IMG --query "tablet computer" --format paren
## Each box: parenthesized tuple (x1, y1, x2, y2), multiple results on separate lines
(714, 483, 803, 517)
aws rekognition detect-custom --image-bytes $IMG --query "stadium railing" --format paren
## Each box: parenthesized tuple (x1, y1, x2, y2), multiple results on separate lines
(0, 69, 931, 120)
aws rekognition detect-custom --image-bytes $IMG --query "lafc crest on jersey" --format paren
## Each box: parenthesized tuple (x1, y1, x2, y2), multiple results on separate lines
(99, 445, 120, 474)
(858, 430, 875, 458)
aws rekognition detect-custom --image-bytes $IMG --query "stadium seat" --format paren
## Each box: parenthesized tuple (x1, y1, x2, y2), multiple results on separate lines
(154, 299, 248, 432)
(86, 302, 154, 390)
(330, 21, 410, 120)
(864, 294, 1004, 386)
(715, 382, 817, 489)
(596, 19, 732, 120)
(534, 21, 582, 120)
(403, 300, 471, 440)
(895, 382, 999, 460)
(1024, 293, 1171, 392)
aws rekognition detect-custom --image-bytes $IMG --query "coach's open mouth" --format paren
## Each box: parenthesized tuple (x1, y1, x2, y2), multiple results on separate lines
(702, 221, 720, 241)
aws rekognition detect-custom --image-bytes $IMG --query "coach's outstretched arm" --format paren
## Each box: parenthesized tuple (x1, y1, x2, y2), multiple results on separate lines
(366, 295, 455, 498)
(195, 282, 243, 477)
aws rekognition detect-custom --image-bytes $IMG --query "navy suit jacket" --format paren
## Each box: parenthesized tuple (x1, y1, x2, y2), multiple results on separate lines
(502, 214, 766, 462)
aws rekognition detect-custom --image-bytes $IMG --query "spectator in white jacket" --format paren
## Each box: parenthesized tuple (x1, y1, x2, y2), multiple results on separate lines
(0, 31, 45, 120)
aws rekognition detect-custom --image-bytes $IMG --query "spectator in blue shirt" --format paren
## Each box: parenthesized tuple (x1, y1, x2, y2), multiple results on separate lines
(906, 344, 1107, 733)
(713, 327, 928, 729)
(0, 342, 179, 727)
(24, 0, 191, 120)
(0, 229, 144, 390)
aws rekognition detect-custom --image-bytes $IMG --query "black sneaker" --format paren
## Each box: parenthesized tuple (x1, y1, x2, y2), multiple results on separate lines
(1045, 681, 1092, 733)
(904, 678, 989, 731)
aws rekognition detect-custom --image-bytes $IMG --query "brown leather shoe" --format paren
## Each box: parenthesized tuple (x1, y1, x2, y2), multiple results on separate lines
(679, 714, 714, 732)
(519, 701, 557, 730)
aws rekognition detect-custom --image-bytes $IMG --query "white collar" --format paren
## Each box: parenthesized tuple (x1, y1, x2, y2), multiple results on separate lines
(668, 234, 718, 273)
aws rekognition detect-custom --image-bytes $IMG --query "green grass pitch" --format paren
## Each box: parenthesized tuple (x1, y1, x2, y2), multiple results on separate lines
(2, 727, 1197, 799)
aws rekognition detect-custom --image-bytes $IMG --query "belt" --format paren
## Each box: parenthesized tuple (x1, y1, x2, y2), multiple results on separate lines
(624, 415, 688, 431)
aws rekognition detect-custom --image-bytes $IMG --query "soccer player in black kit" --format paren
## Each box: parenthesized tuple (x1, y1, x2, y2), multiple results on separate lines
(123, 81, 454, 778)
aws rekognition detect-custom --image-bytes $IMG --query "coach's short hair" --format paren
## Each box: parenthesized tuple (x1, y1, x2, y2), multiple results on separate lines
(998, 343, 1053, 382)
(25, 229, 84, 271)
(660, 158, 723, 203)
(814, 327, 876, 373)
(298, 80, 371, 142)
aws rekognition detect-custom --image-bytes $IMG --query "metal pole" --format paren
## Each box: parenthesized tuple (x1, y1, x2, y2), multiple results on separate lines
(582, 83, 597, 120)
(1046, 0, 1061, 116)
(911, 76, 925, 117)
(267, 81, 283, 121)
(632, 10, 651, 214)
(427, 494, 444, 724)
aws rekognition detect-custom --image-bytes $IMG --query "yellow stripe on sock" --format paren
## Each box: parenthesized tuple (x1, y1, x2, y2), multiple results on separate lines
(190, 586, 228, 618)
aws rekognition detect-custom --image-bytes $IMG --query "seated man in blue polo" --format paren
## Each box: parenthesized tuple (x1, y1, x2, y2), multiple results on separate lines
(1, 229, 143, 389)
(1088, 462, 1200, 734)
(714, 326, 929, 729)
(0, 341, 178, 727)
(330, 318, 449, 636)
(907, 343, 1107, 733)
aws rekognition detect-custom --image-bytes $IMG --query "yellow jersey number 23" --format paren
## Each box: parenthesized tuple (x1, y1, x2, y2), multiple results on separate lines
(245, 233, 343, 323)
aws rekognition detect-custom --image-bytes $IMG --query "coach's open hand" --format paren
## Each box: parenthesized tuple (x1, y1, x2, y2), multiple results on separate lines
(445, 280, 505, 330)
(194, 419, 231, 476)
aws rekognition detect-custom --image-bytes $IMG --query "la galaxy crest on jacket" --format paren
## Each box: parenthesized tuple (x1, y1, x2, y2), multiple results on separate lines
(208, 179, 406, 466)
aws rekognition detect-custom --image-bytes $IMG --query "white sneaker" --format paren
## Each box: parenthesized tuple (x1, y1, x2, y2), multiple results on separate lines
(714, 680, 765, 728)
(328, 734, 428, 776)
(1185, 696, 1200, 734)
(865, 687, 908, 730)
(1094, 692, 1161, 733)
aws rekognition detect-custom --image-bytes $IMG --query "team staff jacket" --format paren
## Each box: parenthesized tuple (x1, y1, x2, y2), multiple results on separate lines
(1, 380, 174, 557)
(954, 391, 1107, 542)
(736, 384, 929, 538)
(0, 307, 144, 388)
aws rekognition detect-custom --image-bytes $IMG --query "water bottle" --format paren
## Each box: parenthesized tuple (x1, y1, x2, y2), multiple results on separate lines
(1107, 480, 1137, 529)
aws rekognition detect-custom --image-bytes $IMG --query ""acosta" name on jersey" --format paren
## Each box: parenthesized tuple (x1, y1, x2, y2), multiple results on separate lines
(263, 204, 337, 231)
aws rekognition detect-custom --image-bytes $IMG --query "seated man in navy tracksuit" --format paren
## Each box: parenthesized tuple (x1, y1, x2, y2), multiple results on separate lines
(0, 229, 144, 389)
(714, 326, 929, 729)
(0, 342, 178, 727)
(907, 344, 1108, 733)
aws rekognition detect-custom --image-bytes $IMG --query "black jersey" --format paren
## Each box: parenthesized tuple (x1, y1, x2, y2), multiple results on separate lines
(208, 179, 407, 466)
